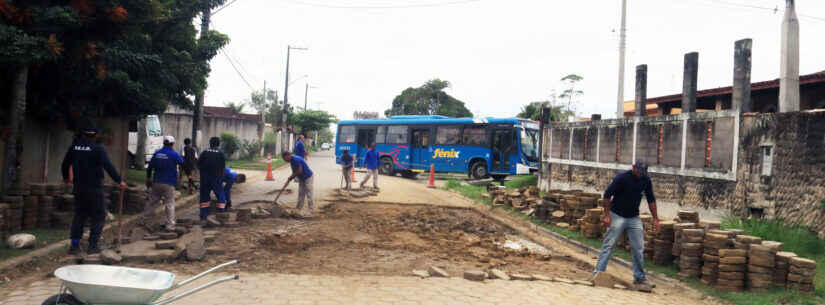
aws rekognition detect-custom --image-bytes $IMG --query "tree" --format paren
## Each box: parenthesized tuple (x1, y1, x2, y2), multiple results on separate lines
(517, 101, 573, 122)
(248, 88, 277, 115)
(317, 127, 334, 144)
(558, 74, 583, 120)
(384, 79, 473, 118)
(224, 101, 245, 114)
(287, 110, 337, 135)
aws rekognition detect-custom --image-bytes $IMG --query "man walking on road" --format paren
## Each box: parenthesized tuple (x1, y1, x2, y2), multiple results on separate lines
(593, 159, 659, 292)
(142, 136, 184, 232)
(360, 144, 379, 189)
(182, 138, 198, 193)
(198, 137, 227, 224)
(295, 134, 307, 160)
(341, 150, 354, 191)
(61, 125, 126, 254)
(281, 151, 314, 216)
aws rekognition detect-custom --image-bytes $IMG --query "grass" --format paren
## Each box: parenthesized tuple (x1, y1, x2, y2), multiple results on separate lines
(228, 158, 284, 171)
(126, 169, 147, 185)
(503, 174, 538, 189)
(0, 228, 70, 260)
(442, 178, 825, 305)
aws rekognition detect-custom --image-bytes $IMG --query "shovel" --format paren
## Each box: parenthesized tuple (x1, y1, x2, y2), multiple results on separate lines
(116, 186, 125, 253)
(272, 179, 291, 206)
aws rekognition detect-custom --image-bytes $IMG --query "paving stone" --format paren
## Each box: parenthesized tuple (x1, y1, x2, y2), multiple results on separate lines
(554, 277, 575, 284)
(532, 274, 552, 281)
(574, 280, 594, 286)
(428, 266, 448, 277)
(101, 250, 122, 265)
(174, 227, 189, 235)
(411, 270, 430, 278)
(129, 227, 148, 244)
(83, 254, 102, 264)
(120, 240, 175, 263)
(186, 226, 206, 261)
(463, 270, 486, 282)
(158, 232, 179, 240)
(614, 284, 628, 290)
(156, 240, 177, 250)
(592, 272, 616, 288)
(510, 273, 533, 281)
(206, 246, 226, 255)
(488, 269, 510, 280)
(144, 235, 160, 241)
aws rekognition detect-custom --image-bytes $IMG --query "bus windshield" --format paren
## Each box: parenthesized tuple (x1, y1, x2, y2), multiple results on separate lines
(521, 128, 539, 162)
(146, 116, 162, 137)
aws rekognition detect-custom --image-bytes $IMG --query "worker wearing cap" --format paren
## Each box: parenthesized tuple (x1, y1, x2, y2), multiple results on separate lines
(221, 168, 246, 211)
(142, 136, 184, 231)
(61, 125, 126, 255)
(198, 137, 227, 224)
(281, 151, 314, 217)
(593, 159, 659, 292)
(295, 134, 307, 160)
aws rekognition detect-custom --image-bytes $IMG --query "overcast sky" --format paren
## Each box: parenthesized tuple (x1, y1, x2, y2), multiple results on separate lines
(203, 0, 825, 122)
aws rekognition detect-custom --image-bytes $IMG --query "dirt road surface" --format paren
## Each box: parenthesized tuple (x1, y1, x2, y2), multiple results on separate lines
(0, 151, 720, 305)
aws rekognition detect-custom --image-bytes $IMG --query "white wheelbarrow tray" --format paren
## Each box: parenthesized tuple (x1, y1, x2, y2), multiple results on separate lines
(52, 260, 239, 305)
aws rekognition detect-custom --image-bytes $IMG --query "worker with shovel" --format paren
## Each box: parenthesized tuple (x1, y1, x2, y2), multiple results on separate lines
(61, 125, 127, 255)
(281, 151, 314, 217)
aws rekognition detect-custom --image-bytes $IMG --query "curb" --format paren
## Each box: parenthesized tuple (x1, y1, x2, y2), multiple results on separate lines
(0, 192, 200, 274)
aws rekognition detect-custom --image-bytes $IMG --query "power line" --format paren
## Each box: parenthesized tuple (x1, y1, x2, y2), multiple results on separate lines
(281, 0, 482, 9)
(221, 49, 256, 91)
(682, 0, 825, 22)
(213, 0, 240, 15)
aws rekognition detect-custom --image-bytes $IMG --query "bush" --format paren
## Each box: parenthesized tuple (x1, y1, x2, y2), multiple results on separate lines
(220, 132, 240, 158)
(722, 216, 825, 257)
(240, 139, 262, 160)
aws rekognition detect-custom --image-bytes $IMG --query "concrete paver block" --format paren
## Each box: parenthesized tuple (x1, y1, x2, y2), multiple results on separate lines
(428, 266, 448, 277)
(411, 270, 430, 278)
(463, 270, 486, 282)
(488, 269, 510, 280)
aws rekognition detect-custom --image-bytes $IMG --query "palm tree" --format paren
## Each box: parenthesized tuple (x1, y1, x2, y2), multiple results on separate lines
(225, 102, 245, 114)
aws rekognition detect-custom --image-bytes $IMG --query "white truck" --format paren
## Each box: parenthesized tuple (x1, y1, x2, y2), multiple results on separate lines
(128, 115, 164, 167)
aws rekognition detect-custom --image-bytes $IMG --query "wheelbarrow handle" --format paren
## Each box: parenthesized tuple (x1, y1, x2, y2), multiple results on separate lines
(172, 260, 239, 290)
(152, 275, 239, 305)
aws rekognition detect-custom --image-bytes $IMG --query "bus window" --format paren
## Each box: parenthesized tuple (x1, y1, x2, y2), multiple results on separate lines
(376, 126, 387, 144)
(436, 126, 460, 145)
(462, 126, 487, 146)
(387, 125, 408, 144)
(339, 126, 356, 143)
(146, 115, 162, 137)
(521, 128, 539, 162)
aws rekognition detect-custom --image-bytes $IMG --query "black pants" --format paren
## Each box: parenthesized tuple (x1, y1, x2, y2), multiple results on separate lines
(71, 189, 106, 247)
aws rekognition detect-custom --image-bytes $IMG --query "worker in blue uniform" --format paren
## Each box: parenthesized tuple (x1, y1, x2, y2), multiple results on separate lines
(198, 137, 227, 224)
(221, 167, 246, 211)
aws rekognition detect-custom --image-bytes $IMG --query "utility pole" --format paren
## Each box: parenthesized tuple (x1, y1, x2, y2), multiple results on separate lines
(616, 0, 627, 119)
(192, 6, 210, 149)
(282, 45, 307, 152)
(304, 83, 309, 111)
(260, 80, 267, 157)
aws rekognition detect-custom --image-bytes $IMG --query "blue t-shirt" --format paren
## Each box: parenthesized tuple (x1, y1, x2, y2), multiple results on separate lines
(341, 154, 353, 168)
(150, 147, 184, 186)
(364, 149, 379, 170)
(294, 140, 306, 158)
(290, 156, 313, 181)
(223, 168, 238, 182)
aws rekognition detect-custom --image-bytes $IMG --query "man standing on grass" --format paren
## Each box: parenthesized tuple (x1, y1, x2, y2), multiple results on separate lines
(360, 144, 379, 189)
(142, 136, 184, 232)
(281, 151, 314, 217)
(593, 159, 659, 292)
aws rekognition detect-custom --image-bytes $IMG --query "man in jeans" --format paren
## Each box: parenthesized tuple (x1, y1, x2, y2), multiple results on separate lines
(360, 144, 379, 189)
(143, 136, 184, 231)
(282, 151, 314, 217)
(593, 159, 659, 292)
(340, 150, 354, 191)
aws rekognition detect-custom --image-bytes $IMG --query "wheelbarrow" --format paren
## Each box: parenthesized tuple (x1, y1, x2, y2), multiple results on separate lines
(42, 260, 240, 305)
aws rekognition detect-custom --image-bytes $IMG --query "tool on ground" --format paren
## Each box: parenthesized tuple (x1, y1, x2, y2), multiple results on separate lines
(116, 186, 125, 253)
(265, 153, 275, 181)
(43, 260, 240, 305)
(427, 164, 436, 188)
(272, 179, 291, 205)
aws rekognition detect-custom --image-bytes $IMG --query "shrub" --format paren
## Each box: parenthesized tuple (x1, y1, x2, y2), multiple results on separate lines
(240, 139, 262, 160)
(220, 132, 240, 158)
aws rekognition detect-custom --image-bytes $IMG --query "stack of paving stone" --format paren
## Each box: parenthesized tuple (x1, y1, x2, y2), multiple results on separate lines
(640, 215, 655, 258)
(700, 230, 733, 285)
(0, 203, 7, 240)
(734, 235, 762, 251)
(677, 210, 700, 224)
(38, 196, 55, 228)
(3, 196, 24, 232)
(699, 220, 721, 231)
(717, 249, 748, 292)
(125, 187, 148, 214)
(653, 221, 675, 265)
(678, 228, 705, 278)
(774, 251, 798, 287)
(672, 222, 697, 264)
(746, 244, 778, 291)
(52, 194, 75, 228)
(579, 208, 603, 239)
(29, 183, 47, 196)
(46, 183, 64, 197)
(22, 195, 40, 230)
(59, 194, 75, 211)
(787, 257, 817, 293)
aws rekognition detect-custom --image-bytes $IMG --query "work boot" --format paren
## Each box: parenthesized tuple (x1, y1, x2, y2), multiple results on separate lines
(87, 244, 103, 255)
(634, 279, 653, 293)
(68, 244, 81, 255)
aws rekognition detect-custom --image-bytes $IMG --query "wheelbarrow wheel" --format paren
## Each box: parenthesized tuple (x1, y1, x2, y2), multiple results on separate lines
(41, 294, 82, 305)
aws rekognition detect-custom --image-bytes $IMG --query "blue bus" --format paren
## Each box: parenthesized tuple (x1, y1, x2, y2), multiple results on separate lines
(335, 115, 540, 181)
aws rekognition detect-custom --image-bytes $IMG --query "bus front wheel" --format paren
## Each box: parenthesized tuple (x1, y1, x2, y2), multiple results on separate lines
(401, 171, 419, 179)
(379, 158, 395, 176)
(470, 162, 488, 180)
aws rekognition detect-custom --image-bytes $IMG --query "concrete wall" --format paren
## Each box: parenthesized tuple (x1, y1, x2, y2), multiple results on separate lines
(159, 108, 262, 158)
(541, 110, 825, 238)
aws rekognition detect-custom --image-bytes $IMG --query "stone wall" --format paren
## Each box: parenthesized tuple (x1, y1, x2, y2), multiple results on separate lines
(541, 110, 825, 237)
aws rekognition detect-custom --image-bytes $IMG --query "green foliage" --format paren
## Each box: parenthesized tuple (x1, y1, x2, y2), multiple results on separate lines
(722, 217, 825, 256)
(228, 158, 284, 171)
(249, 88, 278, 115)
(220, 132, 240, 158)
(820, 199, 825, 212)
(503, 175, 538, 189)
(0, 228, 70, 260)
(384, 79, 473, 118)
(288, 110, 337, 134)
(558, 74, 584, 118)
(317, 128, 334, 144)
(224, 101, 245, 114)
(517, 101, 573, 122)
(239, 139, 262, 160)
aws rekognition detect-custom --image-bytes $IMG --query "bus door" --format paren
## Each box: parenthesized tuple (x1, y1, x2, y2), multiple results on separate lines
(410, 128, 431, 170)
(356, 128, 376, 167)
(491, 127, 516, 173)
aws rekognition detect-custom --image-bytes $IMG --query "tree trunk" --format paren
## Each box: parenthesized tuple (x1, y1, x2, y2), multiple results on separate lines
(135, 117, 147, 170)
(2, 65, 29, 194)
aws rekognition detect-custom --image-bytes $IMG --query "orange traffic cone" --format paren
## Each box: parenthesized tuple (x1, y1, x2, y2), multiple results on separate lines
(427, 164, 436, 188)
(69, 165, 73, 182)
(265, 154, 274, 181)
(351, 166, 358, 183)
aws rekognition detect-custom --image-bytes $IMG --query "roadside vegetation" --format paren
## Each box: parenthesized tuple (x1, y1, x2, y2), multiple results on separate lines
(0, 228, 69, 260)
(443, 176, 825, 305)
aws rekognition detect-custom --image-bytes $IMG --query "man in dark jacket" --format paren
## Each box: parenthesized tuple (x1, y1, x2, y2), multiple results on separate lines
(198, 137, 227, 224)
(593, 159, 659, 292)
(61, 125, 126, 254)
